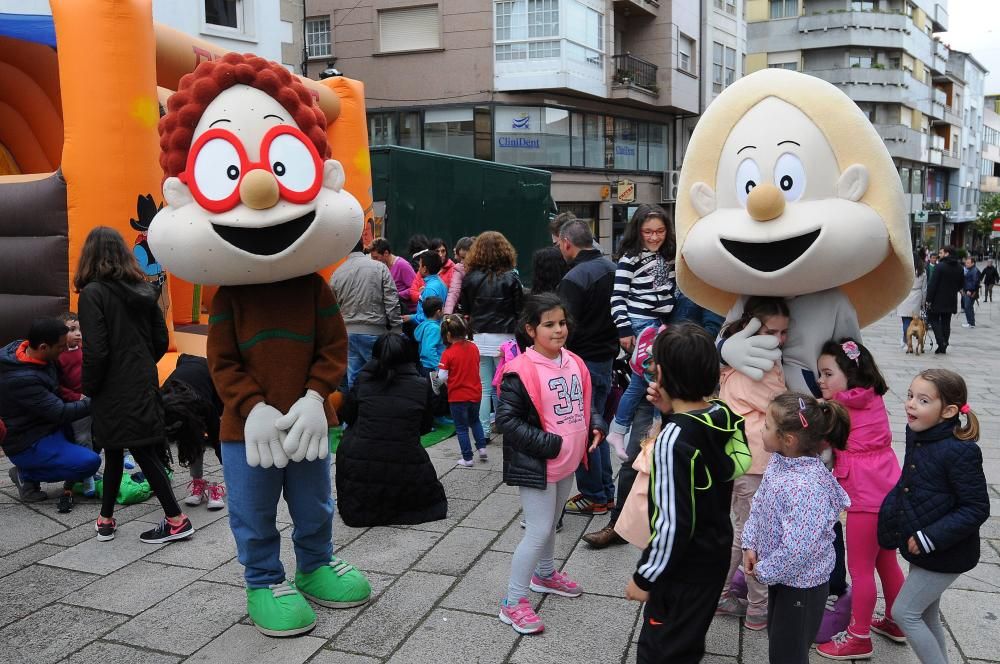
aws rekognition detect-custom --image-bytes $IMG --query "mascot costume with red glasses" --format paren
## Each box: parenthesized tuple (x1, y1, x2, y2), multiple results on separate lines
(147, 53, 370, 638)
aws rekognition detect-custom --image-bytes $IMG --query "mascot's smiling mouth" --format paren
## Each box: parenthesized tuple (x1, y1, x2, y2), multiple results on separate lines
(212, 211, 315, 256)
(720, 229, 821, 273)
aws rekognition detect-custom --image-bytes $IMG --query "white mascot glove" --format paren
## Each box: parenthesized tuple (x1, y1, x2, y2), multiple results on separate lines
(719, 317, 781, 382)
(275, 390, 329, 463)
(244, 402, 289, 469)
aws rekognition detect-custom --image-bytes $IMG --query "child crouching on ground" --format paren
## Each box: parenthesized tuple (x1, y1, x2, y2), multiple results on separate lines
(625, 322, 749, 663)
(742, 393, 851, 664)
(55, 311, 97, 510)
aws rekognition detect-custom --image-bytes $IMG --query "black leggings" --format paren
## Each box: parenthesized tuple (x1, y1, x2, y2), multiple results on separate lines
(100, 447, 181, 519)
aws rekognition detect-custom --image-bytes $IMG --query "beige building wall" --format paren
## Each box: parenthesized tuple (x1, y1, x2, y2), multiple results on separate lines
(282, 0, 304, 72)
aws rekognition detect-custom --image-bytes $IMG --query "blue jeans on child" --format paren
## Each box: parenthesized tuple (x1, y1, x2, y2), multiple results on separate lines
(10, 430, 102, 483)
(613, 318, 660, 430)
(221, 442, 334, 588)
(574, 359, 615, 504)
(450, 401, 486, 461)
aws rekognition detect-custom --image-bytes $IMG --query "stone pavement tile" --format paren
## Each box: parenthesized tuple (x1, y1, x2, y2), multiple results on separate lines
(106, 581, 246, 656)
(459, 492, 522, 531)
(0, 503, 66, 555)
(941, 588, 1000, 661)
(703, 657, 738, 664)
(438, 469, 502, 501)
(0, 603, 127, 664)
(186, 624, 324, 663)
(561, 533, 642, 597)
(491, 514, 592, 563)
(406, 497, 479, 534)
(386, 608, 518, 664)
(0, 564, 97, 628)
(305, 571, 395, 639)
(508, 593, 638, 664)
(982, 516, 1000, 540)
(309, 649, 381, 664)
(42, 496, 106, 528)
(334, 527, 440, 575)
(143, 518, 235, 570)
(430, 456, 459, 478)
(495, 480, 519, 495)
(414, 527, 498, 576)
(62, 641, 182, 664)
(439, 550, 563, 616)
(705, 615, 740, 657)
(334, 570, 455, 657)
(953, 562, 1000, 593)
(62, 561, 206, 615)
(202, 527, 294, 586)
(0, 542, 64, 580)
(333, 513, 369, 548)
(42, 502, 162, 548)
(40, 520, 166, 575)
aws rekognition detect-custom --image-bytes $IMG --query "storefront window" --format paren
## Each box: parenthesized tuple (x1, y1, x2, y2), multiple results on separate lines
(648, 123, 668, 172)
(585, 113, 604, 168)
(369, 113, 395, 146)
(614, 118, 638, 170)
(494, 106, 570, 167)
(423, 108, 474, 157)
(637, 123, 648, 171)
(399, 111, 421, 148)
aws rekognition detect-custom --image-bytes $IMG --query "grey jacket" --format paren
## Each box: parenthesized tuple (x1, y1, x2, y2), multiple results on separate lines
(330, 252, 403, 335)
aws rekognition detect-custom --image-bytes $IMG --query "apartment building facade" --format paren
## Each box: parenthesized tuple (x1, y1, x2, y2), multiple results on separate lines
(743, 0, 987, 250)
(303, 0, 744, 250)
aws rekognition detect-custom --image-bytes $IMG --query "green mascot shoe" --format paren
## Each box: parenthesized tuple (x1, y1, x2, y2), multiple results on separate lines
(295, 557, 372, 608)
(246, 582, 317, 637)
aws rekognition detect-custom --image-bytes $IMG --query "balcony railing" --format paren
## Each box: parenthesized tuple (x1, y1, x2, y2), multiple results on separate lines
(612, 53, 658, 92)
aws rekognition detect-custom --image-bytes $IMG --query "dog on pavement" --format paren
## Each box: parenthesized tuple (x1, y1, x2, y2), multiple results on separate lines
(906, 317, 927, 355)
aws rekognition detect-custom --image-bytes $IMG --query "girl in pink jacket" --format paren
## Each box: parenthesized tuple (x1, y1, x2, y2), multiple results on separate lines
(815, 339, 906, 660)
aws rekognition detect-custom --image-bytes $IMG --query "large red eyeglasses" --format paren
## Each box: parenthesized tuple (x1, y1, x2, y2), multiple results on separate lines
(178, 125, 323, 213)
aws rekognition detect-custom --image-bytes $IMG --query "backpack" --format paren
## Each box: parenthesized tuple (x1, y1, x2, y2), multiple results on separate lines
(491, 339, 522, 391)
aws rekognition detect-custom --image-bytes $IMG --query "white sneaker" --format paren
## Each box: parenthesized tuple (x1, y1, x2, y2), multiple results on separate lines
(455, 459, 474, 468)
(184, 478, 206, 506)
(206, 482, 226, 510)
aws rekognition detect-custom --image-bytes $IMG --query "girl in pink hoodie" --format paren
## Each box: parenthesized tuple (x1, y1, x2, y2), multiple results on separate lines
(815, 339, 906, 660)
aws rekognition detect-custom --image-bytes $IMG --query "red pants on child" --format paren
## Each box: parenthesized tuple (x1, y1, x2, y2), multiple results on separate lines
(846, 511, 905, 636)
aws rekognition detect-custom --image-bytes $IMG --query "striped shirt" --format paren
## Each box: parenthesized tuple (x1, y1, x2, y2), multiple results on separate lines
(611, 250, 676, 336)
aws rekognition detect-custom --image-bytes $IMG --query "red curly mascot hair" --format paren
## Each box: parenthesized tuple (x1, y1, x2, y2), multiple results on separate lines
(159, 52, 329, 179)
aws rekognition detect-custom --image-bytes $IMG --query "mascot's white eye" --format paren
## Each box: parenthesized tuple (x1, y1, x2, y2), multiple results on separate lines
(269, 133, 316, 193)
(735, 158, 761, 206)
(193, 138, 241, 201)
(774, 153, 806, 202)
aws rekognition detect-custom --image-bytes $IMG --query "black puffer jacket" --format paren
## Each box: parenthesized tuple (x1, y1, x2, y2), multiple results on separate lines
(926, 256, 964, 314)
(878, 420, 990, 574)
(79, 280, 169, 450)
(496, 369, 608, 490)
(459, 269, 523, 335)
(335, 361, 447, 527)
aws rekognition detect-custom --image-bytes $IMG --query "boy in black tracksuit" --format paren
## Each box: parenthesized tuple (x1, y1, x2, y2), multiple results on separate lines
(625, 323, 748, 664)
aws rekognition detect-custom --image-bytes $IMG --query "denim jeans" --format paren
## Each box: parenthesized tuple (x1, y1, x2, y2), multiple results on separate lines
(347, 333, 380, 389)
(221, 442, 334, 588)
(574, 358, 615, 503)
(609, 399, 656, 525)
(451, 401, 486, 461)
(10, 429, 102, 483)
(478, 354, 501, 436)
(614, 319, 659, 429)
(962, 293, 976, 326)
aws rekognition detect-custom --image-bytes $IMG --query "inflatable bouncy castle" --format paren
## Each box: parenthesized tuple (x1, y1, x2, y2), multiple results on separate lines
(0, 1, 374, 360)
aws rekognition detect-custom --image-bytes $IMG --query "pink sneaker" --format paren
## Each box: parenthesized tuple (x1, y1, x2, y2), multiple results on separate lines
(499, 597, 545, 634)
(529, 570, 583, 598)
(206, 483, 226, 511)
(871, 616, 907, 643)
(183, 478, 207, 507)
(816, 631, 873, 660)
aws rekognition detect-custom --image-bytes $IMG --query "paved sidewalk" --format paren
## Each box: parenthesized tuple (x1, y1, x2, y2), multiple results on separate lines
(0, 303, 997, 664)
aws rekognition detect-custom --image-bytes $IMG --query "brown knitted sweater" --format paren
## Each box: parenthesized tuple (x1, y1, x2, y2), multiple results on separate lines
(207, 273, 347, 442)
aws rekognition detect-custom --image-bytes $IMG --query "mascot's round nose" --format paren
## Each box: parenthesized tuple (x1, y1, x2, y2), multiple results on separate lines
(746, 183, 785, 222)
(240, 169, 280, 210)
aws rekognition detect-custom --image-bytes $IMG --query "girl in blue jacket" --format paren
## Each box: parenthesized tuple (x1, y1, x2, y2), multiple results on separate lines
(878, 369, 990, 664)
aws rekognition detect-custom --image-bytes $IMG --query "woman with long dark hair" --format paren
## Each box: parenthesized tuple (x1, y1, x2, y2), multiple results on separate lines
(76, 226, 194, 543)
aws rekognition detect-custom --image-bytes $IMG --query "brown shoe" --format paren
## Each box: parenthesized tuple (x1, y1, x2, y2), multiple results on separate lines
(582, 525, 625, 549)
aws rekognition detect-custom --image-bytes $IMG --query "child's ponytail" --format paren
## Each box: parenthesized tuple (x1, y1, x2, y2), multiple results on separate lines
(817, 400, 850, 451)
(770, 392, 849, 456)
(918, 369, 980, 442)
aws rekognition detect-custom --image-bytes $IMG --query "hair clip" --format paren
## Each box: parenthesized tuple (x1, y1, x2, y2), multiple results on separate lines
(797, 397, 809, 428)
(841, 340, 861, 364)
(959, 403, 971, 414)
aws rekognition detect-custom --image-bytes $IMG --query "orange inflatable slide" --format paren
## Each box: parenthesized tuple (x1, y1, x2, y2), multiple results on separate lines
(0, 0, 374, 382)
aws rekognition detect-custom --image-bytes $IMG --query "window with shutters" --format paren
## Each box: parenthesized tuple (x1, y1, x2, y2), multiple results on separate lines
(305, 17, 331, 59)
(378, 5, 441, 54)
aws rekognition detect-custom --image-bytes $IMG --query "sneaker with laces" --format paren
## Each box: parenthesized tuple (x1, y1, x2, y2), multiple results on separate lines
(8, 467, 46, 503)
(95, 518, 117, 541)
(295, 557, 371, 608)
(871, 616, 906, 643)
(455, 459, 474, 468)
(246, 582, 316, 637)
(206, 483, 226, 510)
(715, 595, 748, 617)
(564, 493, 608, 515)
(139, 515, 195, 543)
(816, 631, 873, 660)
(744, 612, 768, 631)
(499, 597, 544, 634)
(184, 478, 207, 506)
(530, 570, 583, 598)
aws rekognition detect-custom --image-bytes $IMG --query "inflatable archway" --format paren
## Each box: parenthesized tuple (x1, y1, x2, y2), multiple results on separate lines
(0, 0, 373, 349)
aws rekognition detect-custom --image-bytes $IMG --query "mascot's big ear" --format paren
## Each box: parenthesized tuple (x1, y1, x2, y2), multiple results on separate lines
(837, 164, 870, 202)
(690, 182, 717, 218)
(163, 177, 194, 208)
(323, 159, 347, 193)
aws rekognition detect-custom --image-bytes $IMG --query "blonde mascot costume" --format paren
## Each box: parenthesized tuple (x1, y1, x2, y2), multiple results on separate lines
(148, 53, 370, 638)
